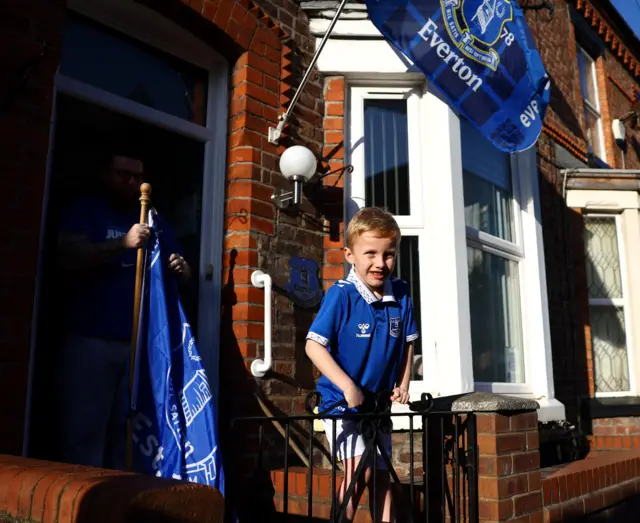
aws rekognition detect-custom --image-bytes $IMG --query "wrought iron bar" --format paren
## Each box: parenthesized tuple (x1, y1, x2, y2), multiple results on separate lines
(454, 416, 460, 523)
(409, 416, 415, 515)
(284, 422, 290, 517)
(308, 422, 314, 518)
(423, 414, 429, 523)
(468, 414, 479, 523)
(441, 417, 446, 523)
(230, 394, 479, 523)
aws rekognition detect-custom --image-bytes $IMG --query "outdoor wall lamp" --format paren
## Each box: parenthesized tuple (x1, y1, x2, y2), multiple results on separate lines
(272, 145, 317, 209)
(612, 101, 640, 149)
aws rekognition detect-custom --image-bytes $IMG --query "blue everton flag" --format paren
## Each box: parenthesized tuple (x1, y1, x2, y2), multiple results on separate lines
(365, 0, 550, 152)
(132, 209, 225, 493)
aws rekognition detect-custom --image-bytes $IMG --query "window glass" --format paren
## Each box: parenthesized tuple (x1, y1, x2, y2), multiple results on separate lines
(584, 217, 630, 393)
(463, 171, 515, 242)
(364, 99, 410, 215)
(60, 15, 208, 124)
(468, 247, 524, 383)
(577, 51, 598, 107)
(392, 236, 422, 379)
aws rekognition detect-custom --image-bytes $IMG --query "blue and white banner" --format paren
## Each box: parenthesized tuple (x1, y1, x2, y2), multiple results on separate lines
(365, 0, 550, 152)
(132, 209, 225, 493)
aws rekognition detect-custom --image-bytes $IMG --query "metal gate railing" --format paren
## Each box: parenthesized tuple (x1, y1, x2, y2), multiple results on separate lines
(230, 392, 479, 523)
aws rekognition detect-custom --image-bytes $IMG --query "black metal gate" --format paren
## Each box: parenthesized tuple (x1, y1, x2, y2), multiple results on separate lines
(230, 392, 479, 523)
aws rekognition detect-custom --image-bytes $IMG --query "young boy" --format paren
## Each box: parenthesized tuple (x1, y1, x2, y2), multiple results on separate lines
(305, 207, 418, 523)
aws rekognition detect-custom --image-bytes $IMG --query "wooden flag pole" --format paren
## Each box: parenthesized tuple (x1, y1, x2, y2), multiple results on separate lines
(126, 182, 152, 471)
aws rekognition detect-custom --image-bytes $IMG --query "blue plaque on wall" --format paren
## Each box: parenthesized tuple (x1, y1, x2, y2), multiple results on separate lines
(285, 257, 323, 309)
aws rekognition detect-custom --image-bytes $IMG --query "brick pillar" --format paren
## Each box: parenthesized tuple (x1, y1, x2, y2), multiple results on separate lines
(322, 75, 346, 290)
(450, 393, 542, 523)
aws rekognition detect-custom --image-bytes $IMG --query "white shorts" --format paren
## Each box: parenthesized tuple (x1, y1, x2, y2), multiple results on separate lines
(322, 418, 392, 469)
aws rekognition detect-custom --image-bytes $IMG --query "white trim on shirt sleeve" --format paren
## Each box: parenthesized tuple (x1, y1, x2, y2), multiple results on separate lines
(307, 332, 330, 347)
(406, 333, 419, 343)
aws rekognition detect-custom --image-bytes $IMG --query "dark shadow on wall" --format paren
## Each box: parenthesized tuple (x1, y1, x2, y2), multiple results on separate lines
(219, 249, 277, 523)
(220, 249, 322, 522)
(536, 144, 599, 464)
(630, 136, 640, 162)
(548, 72, 584, 142)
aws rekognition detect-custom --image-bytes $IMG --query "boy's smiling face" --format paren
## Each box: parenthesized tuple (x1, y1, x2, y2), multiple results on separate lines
(344, 231, 397, 297)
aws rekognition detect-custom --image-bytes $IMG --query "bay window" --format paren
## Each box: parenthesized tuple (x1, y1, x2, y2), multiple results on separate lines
(462, 119, 525, 386)
(346, 79, 563, 421)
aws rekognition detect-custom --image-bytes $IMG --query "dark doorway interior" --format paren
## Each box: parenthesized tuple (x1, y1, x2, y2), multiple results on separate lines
(28, 93, 205, 461)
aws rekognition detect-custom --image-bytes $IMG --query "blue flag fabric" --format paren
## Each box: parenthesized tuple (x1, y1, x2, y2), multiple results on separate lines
(132, 209, 225, 493)
(365, 0, 550, 152)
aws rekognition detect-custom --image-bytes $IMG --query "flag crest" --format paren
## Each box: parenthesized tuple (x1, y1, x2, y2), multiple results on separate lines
(365, 0, 550, 152)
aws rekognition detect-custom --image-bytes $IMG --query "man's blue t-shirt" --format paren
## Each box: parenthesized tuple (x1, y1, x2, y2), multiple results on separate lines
(306, 269, 419, 413)
(59, 196, 181, 341)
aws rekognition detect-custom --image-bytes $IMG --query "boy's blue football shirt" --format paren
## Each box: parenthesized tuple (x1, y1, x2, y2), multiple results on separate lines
(307, 269, 419, 413)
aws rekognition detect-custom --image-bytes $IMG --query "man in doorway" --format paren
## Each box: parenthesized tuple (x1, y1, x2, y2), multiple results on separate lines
(55, 148, 191, 470)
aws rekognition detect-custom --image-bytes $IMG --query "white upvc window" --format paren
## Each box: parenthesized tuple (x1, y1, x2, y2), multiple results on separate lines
(583, 214, 634, 395)
(346, 79, 563, 421)
(461, 120, 527, 393)
(566, 189, 640, 398)
(348, 85, 431, 383)
(577, 46, 606, 161)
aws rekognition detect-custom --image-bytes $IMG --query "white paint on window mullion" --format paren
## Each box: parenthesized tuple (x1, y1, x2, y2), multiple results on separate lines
(348, 87, 367, 212)
(424, 95, 474, 395)
(616, 214, 635, 393)
(515, 149, 564, 419)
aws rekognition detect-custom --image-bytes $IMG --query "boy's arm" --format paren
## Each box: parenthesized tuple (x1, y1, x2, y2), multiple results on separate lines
(305, 339, 364, 408)
(390, 343, 413, 404)
(397, 342, 414, 391)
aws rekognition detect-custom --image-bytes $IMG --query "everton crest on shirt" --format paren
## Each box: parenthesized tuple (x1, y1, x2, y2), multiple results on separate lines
(365, 0, 550, 152)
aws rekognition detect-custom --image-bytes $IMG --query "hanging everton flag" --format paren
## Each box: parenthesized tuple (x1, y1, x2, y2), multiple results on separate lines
(132, 209, 225, 493)
(365, 0, 550, 152)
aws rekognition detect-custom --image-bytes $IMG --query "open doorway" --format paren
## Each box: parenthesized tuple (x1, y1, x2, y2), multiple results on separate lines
(28, 93, 206, 461)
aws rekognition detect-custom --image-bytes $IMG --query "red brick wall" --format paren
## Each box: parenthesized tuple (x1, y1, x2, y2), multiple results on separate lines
(525, 0, 588, 158)
(531, 0, 640, 423)
(0, 0, 66, 455)
(2, 0, 326, 482)
(542, 449, 640, 521)
(603, 54, 640, 169)
(590, 418, 640, 450)
(537, 133, 591, 423)
(321, 76, 346, 289)
(125, 1, 328, 511)
(0, 454, 225, 523)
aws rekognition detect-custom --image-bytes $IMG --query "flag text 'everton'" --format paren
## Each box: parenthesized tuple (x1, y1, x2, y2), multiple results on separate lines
(365, 0, 550, 152)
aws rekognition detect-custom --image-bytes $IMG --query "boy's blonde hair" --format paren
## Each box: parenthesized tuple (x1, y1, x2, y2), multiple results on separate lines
(346, 207, 401, 249)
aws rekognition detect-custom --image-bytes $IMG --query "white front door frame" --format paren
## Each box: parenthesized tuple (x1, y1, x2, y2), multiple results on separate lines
(23, 0, 229, 454)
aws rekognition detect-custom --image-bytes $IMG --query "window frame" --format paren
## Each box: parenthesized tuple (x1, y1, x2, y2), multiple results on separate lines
(349, 86, 426, 229)
(577, 45, 606, 162)
(321, 29, 564, 422)
(33, 0, 229, 431)
(583, 212, 636, 397)
(346, 82, 553, 399)
(344, 77, 565, 422)
(347, 83, 435, 388)
(464, 155, 530, 394)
